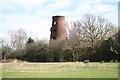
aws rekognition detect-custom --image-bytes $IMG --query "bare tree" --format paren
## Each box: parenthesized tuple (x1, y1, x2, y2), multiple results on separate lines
(68, 14, 117, 47)
(67, 22, 83, 61)
(0, 29, 27, 60)
(9, 28, 28, 50)
(0, 39, 11, 60)
(67, 14, 118, 61)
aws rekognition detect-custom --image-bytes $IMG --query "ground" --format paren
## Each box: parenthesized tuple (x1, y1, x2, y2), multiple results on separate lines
(1, 61, 118, 78)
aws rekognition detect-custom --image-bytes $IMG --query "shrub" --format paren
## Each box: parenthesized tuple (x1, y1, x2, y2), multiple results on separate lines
(100, 60, 104, 63)
(110, 60, 113, 63)
(114, 60, 118, 63)
(84, 60, 89, 63)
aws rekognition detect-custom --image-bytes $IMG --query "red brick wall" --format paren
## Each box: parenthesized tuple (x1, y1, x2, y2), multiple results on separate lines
(50, 16, 67, 40)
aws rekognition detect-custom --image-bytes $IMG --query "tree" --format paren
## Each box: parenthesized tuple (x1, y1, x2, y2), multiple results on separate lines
(68, 14, 117, 48)
(67, 14, 118, 61)
(0, 40, 11, 60)
(80, 14, 116, 47)
(9, 28, 28, 50)
(2, 28, 28, 60)
(26, 37, 35, 45)
(95, 36, 119, 62)
(49, 40, 65, 62)
(24, 40, 49, 62)
(67, 22, 83, 61)
(118, 29, 120, 44)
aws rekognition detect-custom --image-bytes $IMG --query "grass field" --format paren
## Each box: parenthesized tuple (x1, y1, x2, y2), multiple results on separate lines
(1, 61, 118, 78)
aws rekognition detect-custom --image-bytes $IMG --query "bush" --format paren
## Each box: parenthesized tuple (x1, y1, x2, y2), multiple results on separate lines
(110, 60, 113, 63)
(84, 60, 89, 63)
(100, 60, 104, 63)
(114, 60, 118, 63)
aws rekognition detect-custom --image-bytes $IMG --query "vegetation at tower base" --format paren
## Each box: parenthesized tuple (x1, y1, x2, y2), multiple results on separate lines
(0, 14, 119, 62)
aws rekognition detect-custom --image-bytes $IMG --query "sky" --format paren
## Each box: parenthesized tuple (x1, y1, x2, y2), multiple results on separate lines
(0, 0, 119, 41)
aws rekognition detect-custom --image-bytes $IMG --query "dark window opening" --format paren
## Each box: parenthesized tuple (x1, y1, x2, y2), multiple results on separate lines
(53, 37, 56, 39)
(53, 29, 56, 32)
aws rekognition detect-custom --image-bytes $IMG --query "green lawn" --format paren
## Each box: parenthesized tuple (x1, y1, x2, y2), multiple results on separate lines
(1, 62, 118, 78)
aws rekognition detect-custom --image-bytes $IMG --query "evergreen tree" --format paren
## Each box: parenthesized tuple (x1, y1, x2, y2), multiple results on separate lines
(26, 37, 35, 44)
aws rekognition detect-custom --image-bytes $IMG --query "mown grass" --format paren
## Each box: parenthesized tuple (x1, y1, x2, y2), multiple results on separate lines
(1, 62, 118, 78)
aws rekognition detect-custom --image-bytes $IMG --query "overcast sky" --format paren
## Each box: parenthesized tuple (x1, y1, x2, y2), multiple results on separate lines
(0, 0, 119, 41)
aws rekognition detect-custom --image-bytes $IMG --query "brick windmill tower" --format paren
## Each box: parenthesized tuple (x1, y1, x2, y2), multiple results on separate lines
(50, 16, 67, 41)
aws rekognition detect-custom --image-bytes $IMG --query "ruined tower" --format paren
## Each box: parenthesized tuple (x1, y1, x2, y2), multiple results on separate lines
(50, 16, 67, 41)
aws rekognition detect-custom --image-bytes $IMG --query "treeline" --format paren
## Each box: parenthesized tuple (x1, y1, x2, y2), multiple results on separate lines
(0, 14, 120, 62)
